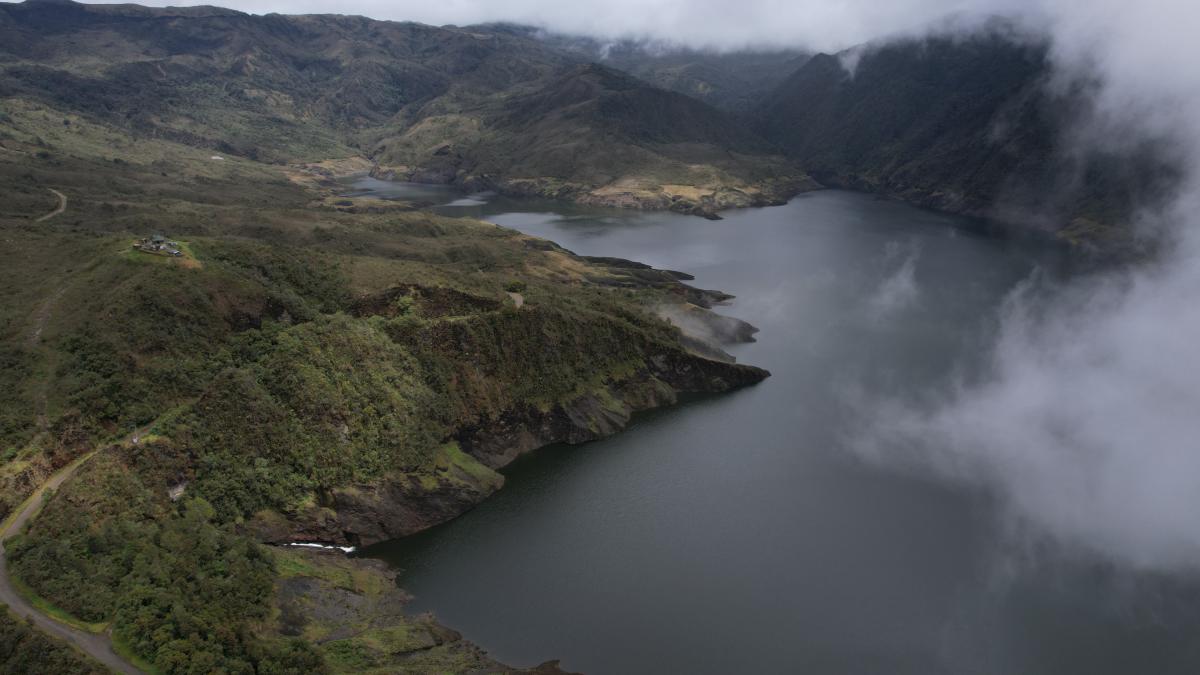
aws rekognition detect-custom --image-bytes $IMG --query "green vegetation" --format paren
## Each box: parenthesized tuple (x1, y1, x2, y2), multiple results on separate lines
(0, 48, 763, 672)
(0, 610, 109, 675)
(0, 5, 775, 671)
(7, 569, 108, 634)
(271, 548, 511, 674)
(9, 463, 324, 674)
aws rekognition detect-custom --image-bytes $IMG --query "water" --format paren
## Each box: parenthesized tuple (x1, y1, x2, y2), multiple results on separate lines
(351, 180, 1200, 674)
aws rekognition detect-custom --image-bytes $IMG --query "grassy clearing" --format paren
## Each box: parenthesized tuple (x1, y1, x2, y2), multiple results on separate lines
(117, 239, 202, 269)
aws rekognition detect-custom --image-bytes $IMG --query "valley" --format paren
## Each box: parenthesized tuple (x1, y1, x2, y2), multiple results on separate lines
(0, 1, 1194, 674)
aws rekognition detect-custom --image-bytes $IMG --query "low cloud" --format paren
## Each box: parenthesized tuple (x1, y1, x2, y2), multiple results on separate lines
(89, 0, 988, 52)
(866, 241, 922, 321)
(856, 252, 1200, 570)
(848, 0, 1200, 572)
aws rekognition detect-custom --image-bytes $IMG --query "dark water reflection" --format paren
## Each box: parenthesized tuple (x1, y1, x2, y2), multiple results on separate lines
(350, 180, 1200, 675)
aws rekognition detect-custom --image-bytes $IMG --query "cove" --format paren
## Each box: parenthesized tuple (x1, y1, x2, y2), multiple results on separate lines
(351, 180, 1200, 675)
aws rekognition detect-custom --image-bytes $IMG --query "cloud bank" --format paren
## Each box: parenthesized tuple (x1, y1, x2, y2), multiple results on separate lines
(852, 0, 1200, 571)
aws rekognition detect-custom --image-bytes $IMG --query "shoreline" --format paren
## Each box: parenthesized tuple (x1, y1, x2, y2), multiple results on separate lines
(291, 156, 821, 220)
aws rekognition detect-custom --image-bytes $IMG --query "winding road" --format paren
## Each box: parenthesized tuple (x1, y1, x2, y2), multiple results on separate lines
(0, 451, 141, 674)
(35, 188, 67, 222)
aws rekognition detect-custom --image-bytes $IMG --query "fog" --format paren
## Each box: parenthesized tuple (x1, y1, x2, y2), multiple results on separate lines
(853, 0, 1200, 572)
(867, 241, 922, 321)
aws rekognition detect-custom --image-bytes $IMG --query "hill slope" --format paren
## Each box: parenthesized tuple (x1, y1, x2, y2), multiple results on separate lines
(372, 62, 808, 215)
(0, 0, 808, 216)
(0, 20, 772, 670)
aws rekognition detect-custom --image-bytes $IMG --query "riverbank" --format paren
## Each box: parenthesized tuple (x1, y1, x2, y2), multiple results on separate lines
(290, 157, 820, 220)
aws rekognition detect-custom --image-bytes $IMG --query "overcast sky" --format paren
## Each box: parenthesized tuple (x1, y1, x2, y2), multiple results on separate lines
(86, 0, 1005, 51)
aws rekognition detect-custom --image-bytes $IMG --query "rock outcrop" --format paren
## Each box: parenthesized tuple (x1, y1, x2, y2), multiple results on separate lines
(252, 348, 767, 548)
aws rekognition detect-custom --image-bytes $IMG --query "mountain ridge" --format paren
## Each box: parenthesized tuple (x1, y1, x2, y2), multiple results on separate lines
(752, 26, 1180, 247)
(0, 0, 811, 217)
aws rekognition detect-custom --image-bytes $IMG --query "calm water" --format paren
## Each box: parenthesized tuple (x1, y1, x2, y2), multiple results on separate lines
(353, 181, 1200, 674)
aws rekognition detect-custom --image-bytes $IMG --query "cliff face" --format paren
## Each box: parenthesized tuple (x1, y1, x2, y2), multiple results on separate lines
(753, 27, 1180, 244)
(253, 325, 768, 548)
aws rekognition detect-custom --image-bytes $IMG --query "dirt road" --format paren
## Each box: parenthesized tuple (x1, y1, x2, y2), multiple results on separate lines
(35, 188, 67, 222)
(0, 452, 141, 674)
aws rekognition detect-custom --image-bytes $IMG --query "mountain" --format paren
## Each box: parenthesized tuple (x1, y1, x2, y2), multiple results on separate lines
(753, 25, 1178, 244)
(0, 0, 810, 216)
(0, 75, 766, 675)
(371, 61, 807, 215)
(0, 2, 780, 672)
(479, 23, 811, 113)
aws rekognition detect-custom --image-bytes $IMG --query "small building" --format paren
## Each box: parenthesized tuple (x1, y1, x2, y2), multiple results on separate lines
(134, 234, 184, 256)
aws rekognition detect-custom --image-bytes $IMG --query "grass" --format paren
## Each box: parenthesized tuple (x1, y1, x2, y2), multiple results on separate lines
(274, 547, 385, 596)
(111, 633, 162, 675)
(435, 441, 502, 485)
(0, 98, 290, 186)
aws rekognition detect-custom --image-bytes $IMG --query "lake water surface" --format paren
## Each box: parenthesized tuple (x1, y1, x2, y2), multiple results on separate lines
(352, 180, 1200, 675)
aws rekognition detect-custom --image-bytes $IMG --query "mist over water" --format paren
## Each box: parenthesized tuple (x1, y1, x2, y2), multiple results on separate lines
(847, 0, 1200, 573)
(867, 241, 922, 321)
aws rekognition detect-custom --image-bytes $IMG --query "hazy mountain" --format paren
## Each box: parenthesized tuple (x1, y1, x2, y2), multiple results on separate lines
(754, 26, 1178, 242)
(478, 23, 810, 113)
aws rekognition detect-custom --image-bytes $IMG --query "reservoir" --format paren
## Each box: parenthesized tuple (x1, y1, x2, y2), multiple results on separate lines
(351, 179, 1200, 674)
